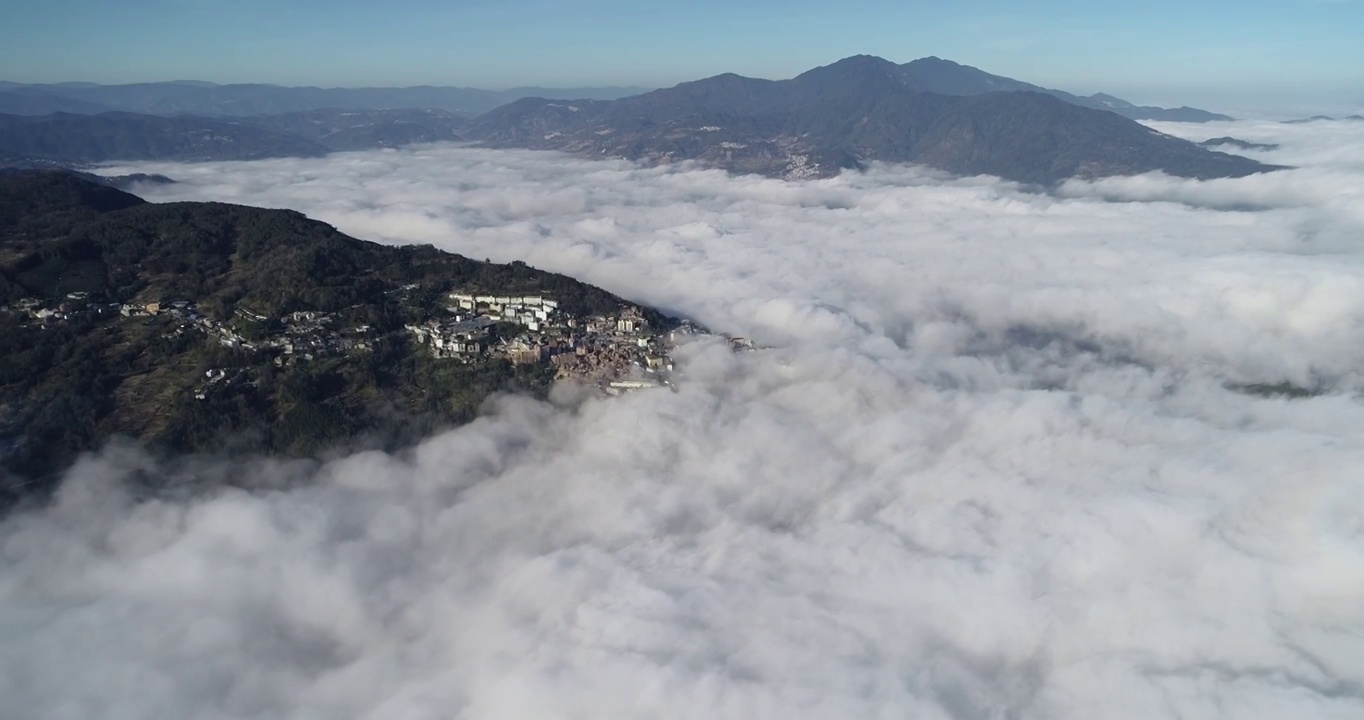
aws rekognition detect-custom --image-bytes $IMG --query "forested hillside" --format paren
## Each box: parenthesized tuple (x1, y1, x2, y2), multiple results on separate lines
(1, 172, 664, 504)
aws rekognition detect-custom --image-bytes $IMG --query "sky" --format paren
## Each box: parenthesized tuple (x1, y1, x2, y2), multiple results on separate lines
(3, 118, 1364, 719)
(2, 0, 1363, 110)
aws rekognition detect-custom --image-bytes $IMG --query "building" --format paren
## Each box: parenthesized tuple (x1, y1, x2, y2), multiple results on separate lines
(505, 337, 546, 364)
(608, 379, 662, 394)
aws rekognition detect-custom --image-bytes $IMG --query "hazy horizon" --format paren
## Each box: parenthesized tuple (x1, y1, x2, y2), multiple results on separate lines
(2, 0, 1361, 111)
(1, 62, 1360, 120)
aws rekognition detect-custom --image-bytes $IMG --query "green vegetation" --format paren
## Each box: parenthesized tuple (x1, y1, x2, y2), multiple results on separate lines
(0, 171, 651, 503)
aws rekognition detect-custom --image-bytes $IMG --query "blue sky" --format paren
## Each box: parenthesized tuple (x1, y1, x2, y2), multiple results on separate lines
(2, 0, 1362, 109)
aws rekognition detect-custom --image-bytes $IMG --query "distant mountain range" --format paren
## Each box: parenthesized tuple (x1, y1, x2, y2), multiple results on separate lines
(1, 56, 1277, 185)
(464, 55, 1274, 184)
(0, 108, 468, 164)
(0, 59, 1231, 123)
(230, 108, 470, 151)
(0, 81, 651, 117)
(0, 112, 329, 164)
(1283, 114, 1364, 124)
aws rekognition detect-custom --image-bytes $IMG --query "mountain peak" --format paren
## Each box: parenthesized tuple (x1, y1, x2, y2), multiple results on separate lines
(842, 53, 892, 63)
(794, 55, 904, 87)
(821, 54, 898, 70)
(907, 56, 960, 67)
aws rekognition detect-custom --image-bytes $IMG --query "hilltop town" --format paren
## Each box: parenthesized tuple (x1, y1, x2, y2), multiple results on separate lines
(3, 283, 716, 402)
(1, 170, 759, 496)
(412, 292, 683, 393)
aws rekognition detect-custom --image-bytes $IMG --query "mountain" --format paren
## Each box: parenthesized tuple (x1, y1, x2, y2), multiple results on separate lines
(897, 57, 1233, 122)
(0, 65, 1227, 123)
(0, 109, 471, 166)
(0, 57, 1274, 183)
(0, 81, 652, 117)
(238, 108, 470, 151)
(1, 171, 680, 504)
(463, 55, 1277, 184)
(0, 112, 330, 164)
(0, 88, 112, 115)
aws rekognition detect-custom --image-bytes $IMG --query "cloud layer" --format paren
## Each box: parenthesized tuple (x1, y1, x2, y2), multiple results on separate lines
(3, 122, 1363, 719)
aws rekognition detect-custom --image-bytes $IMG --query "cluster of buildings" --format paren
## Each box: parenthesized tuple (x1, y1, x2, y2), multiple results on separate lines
(6, 294, 377, 367)
(405, 292, 564, 361)
(6, 293, 121, 323)
(405, 316, 497, 359)
(448, 293, 559, 330)
(408, 292, 677, 390)
(139, 301, 374, 362)
(9, 283, 722, 396)
(267, 310, 376, 363)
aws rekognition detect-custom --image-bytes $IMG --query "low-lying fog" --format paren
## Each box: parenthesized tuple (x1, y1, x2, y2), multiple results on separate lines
(3, 119, 1362, 719)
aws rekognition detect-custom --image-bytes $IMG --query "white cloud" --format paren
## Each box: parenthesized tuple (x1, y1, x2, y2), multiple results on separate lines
(3, 121, 1363, 719)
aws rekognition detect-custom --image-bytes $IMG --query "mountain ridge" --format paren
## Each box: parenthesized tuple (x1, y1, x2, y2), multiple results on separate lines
(1, 56, 1277, 185)
(0, 57, 1230, 122)
(463, 55, 1276, 184)
(0, 108, 470, 165)
(0, 81, 653, 117)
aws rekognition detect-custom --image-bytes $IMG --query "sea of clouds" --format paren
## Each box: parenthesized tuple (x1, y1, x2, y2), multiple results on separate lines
(3, 119, 1363, 719)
